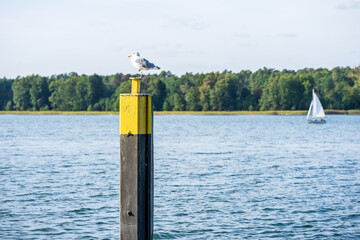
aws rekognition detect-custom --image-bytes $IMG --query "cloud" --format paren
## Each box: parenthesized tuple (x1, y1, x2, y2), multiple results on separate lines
(275, 33, 298, 38)
(163, 16, 209, 30)
(233, 33, 251, 38)
(337, 0, 360, 10)
(263, 33, 298, 38)
(238, 43, 255, 47)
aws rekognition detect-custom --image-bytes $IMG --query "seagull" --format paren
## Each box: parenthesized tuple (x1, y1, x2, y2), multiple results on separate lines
(128, 52, 160, 77)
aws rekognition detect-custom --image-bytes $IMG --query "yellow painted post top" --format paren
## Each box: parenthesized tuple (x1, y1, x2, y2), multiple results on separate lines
(120, 94, 152, 135)
(130, 77, 141, 94)
(120, 77, 152, 135)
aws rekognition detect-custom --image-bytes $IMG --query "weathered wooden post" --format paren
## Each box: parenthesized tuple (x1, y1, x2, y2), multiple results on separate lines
(120, 77, 153, 239)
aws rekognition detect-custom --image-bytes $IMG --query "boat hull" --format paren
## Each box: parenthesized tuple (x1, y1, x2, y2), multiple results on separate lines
(307, 119, 326, 124)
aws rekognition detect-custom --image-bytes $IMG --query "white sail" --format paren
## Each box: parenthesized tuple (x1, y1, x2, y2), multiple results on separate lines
(306, 100, 313, 120)
(312, 89, 325, 118)
(307, 89, 326, 123)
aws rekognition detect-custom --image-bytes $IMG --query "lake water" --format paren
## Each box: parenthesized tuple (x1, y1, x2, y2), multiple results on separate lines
(0, 114, 359, 239)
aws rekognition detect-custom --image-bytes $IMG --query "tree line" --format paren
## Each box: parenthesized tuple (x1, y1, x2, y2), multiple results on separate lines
(1, 67, 359, 111)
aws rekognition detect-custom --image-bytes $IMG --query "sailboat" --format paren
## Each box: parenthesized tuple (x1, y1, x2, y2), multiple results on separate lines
(306, 89, 326, 124)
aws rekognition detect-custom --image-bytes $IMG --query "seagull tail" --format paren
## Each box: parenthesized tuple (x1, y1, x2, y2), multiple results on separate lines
(155, 66, 160, 70)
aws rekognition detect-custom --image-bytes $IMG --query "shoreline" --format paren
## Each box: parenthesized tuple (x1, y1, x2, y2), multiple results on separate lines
(0, 110, 359, 115)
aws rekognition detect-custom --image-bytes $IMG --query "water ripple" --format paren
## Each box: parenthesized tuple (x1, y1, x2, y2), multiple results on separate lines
(1, 115, 359, 239)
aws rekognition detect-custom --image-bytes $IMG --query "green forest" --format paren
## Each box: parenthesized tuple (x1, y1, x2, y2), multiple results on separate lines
(1, 67, 360, 112)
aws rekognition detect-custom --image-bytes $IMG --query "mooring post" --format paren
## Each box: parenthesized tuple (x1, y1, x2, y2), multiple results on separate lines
(120, 77, 153, 240)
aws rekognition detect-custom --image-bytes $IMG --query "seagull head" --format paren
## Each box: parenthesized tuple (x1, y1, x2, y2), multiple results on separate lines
(128, 52, 140, 58)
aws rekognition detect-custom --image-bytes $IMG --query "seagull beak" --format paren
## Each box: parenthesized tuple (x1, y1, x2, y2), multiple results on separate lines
(128, 54, 132, 58)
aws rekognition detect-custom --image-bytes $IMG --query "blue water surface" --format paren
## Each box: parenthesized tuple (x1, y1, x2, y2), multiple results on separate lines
(0, 114, 359, 239)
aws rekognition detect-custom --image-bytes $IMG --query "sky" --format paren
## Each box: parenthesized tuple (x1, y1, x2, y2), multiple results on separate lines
(0, 0, 359, 78)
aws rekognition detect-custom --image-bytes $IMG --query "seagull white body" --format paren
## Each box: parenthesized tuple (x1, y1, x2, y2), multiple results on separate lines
(128, 52, 160, 74)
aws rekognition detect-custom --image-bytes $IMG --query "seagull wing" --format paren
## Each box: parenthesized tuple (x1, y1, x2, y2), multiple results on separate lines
(135, 57, 157, 69)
